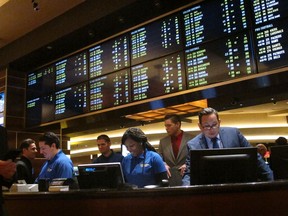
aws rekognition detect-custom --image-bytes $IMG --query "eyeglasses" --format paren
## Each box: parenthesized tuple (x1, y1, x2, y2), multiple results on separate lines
(201, 123, 219, 130)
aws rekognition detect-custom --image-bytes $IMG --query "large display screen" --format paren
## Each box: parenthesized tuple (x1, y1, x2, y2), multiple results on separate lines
(254, 18, 288, 72)
(25, 0, 288, 127)
(89, 35, 130, 79)
(182, 0, 249, 48)
(252, 0, 288, 25)
(131, 52, 185, 101)
(27, 65, 55, 99)
(185, 32, 255, 88)
(26, 94, 55, 127)
(26, 97, 42, 127)
(41, 94, 55, 123)
(89, 69, 130, 111)
(55, 83, 88, 120)
(130, 14, 182, 66)
(55, 51, 88, 90)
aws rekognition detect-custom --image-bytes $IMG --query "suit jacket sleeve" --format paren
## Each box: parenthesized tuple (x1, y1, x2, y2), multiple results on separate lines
(158, 138, 165, 160)
(182, 135, 201, 186)
(233, 128, 274, 181)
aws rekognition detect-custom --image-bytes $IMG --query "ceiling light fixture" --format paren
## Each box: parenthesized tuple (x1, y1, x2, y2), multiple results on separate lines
(32, 0, 39, 11)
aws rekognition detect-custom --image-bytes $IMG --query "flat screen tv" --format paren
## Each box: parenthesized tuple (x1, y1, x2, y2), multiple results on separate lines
(130, 14, 182, 66)
(89, 69, 130, 111)
(77, 162, 125, 189)
(89, 35, 130, 78)
(131, 52, 186, 101)
(270, 145, 288, 180)
(189, 147, 258, 185)
(55, 51, 88, 91)
(26, 65, 55, 98)
(55, 83, 88, 120)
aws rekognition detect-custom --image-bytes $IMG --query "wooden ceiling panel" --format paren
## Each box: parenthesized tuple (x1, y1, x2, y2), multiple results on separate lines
(125, 99, 208, 122)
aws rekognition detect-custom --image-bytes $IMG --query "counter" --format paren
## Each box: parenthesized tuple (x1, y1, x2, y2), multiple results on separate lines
(4, 180, 288, 216)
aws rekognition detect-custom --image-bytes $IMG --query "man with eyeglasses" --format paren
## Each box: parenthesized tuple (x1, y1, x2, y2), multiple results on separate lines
(182, 107, 273, 186)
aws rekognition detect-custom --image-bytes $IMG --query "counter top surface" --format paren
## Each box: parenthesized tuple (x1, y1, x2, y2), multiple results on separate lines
(4, 180, 288, 199)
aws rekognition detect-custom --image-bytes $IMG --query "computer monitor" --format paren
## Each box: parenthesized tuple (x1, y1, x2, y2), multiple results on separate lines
(189, 147, 258, 185)
(270, 145, 288, 180)
(77, 162, 125, 189)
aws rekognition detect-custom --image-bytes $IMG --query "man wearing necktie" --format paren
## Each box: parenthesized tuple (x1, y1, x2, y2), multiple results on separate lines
(158, 114, 193, 186)
(211, 137, 219, 149)
(182, 107, 274, 186)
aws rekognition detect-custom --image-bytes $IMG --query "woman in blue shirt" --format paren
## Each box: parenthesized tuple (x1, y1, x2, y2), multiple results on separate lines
(121, 128, 167, 188)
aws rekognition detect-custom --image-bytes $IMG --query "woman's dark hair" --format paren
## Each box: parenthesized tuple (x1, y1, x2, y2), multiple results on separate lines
(121, 128, 156, 152)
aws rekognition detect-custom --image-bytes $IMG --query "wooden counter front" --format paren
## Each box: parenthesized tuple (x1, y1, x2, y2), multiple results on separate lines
(4, 180, 288, 216)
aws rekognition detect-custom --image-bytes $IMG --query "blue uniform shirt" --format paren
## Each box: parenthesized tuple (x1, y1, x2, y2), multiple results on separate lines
(35, 150, 74, 183)
(122, 150, 166, 188)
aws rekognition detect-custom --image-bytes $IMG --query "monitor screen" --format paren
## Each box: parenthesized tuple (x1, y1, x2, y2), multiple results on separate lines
(77, 162, 125, 189)
(89, 35, 130, 79)
(42, 94, 55, 123)
(131, 52, 186, 101)
(182, 0, 249, 48)
(26, 65, 55, 99)
(252, 0, 288, 25)
(26, 97, 42, 127)
(269, 145, 288, 180)
(26, 95, 55, 127)
(55, 51, 88, 90)
(189, 147, 257, 185)
(89, 69, 130, 111)
(130, 14, 182, 66)
(254, 18, 288, 72)
(55, 83, 88, 120)
(185, 31, 256, 88)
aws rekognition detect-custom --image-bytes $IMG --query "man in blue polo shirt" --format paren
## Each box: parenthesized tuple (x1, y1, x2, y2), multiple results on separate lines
(35, 132, 73, 183)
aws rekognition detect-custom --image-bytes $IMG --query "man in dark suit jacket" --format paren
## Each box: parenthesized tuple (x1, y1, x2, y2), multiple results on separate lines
(182, 107, 274, 186)
(159, 114, 193, 186)
(16, 139, 38, 183)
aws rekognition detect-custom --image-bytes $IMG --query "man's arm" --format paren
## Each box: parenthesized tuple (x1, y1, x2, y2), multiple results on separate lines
(0, 160, 16, 187)
(236, 128, 274, 181)
(256, 153, 274, 181)
(182, 143, 191, 186)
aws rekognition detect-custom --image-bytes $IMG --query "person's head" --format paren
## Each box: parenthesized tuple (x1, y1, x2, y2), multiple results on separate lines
(164, 114, 182, 137)
(121, 128, 148, 157)
(275, 136, 288, 146)
(97, 134, 111, 155)
(198, 107, 221, 139)
(19, 138, 37, 160)
(38, 132, 60, 160)
(256, 143, 267, 157)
